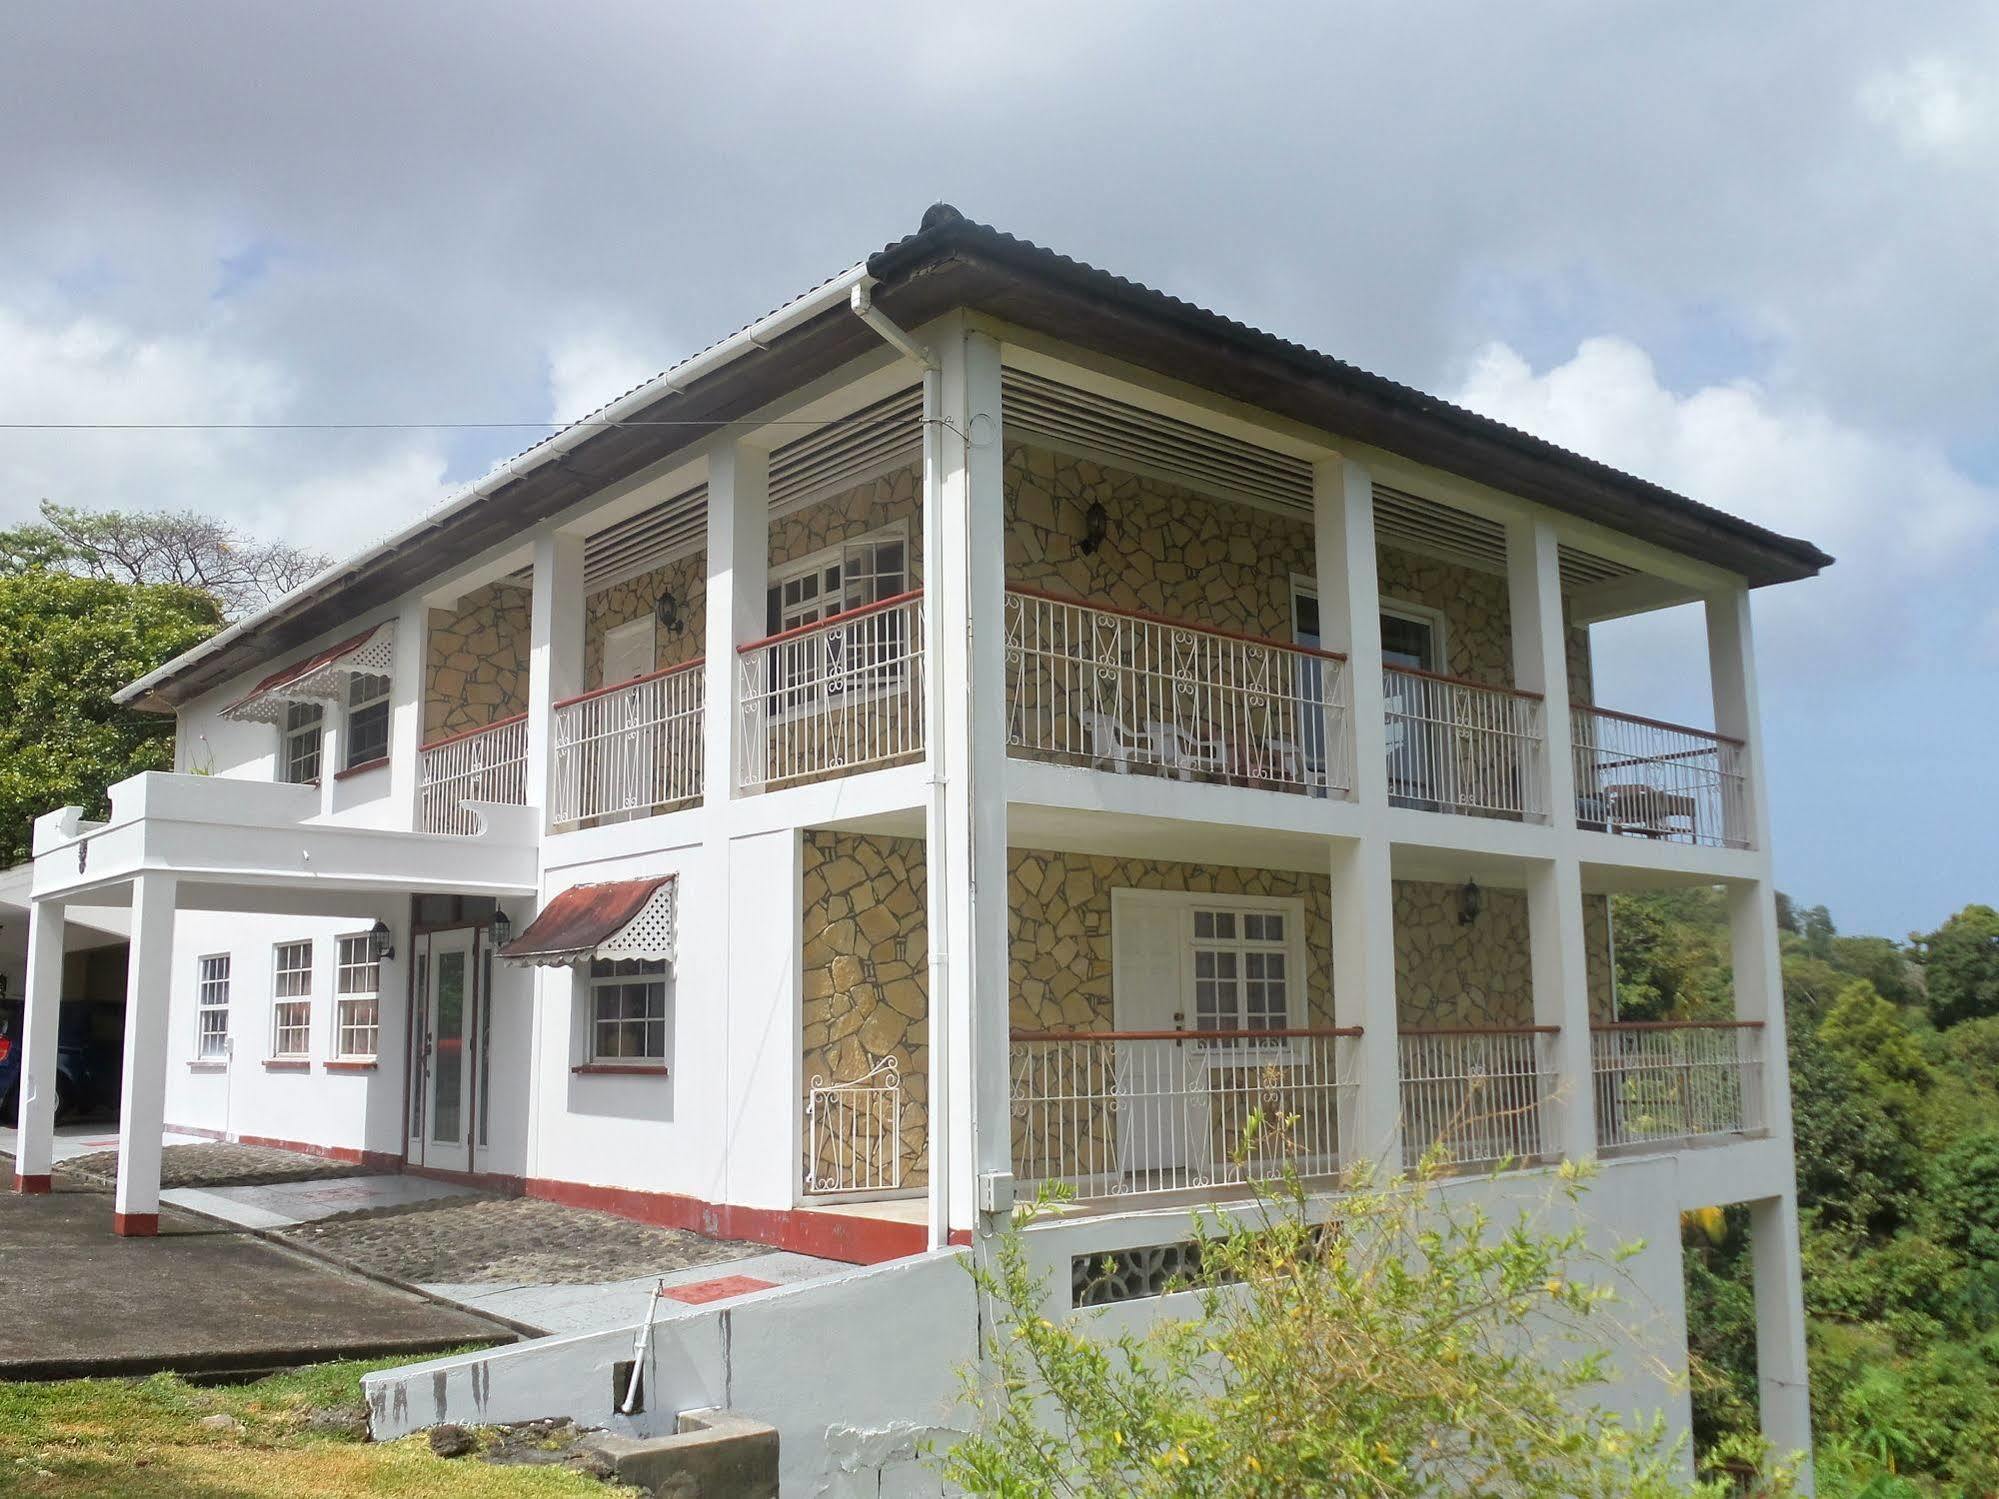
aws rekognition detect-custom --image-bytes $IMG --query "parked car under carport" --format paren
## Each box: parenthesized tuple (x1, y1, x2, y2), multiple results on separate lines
(0, 999, 124, 1125)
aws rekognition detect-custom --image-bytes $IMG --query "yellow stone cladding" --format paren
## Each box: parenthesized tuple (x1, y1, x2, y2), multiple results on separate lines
(581, 551, 707, 690)
(424, 582, 531, 740)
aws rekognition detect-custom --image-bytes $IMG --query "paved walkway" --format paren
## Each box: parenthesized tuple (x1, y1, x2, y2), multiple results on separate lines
(0, 1184, 511, 1379)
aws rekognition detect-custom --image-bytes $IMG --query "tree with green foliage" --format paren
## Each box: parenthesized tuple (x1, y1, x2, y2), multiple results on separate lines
(1911, 905, 1999, 1030)
(941, 1159, 1793, 1497)
(0, 570, 219, 864)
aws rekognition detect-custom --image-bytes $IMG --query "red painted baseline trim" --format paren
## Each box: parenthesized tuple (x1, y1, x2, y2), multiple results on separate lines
(114, 1211, 159, 1237)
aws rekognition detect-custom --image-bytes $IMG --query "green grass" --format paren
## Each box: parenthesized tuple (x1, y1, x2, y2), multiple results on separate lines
(0, 1352, 621, 1497)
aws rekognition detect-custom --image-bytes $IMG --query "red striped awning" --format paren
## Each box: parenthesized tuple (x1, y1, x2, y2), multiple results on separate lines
(222, 624, 394, 723)
(499, 876, 678, 968)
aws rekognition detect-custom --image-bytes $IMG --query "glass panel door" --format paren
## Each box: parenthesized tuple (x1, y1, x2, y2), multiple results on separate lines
(418, 930, 474, 1172)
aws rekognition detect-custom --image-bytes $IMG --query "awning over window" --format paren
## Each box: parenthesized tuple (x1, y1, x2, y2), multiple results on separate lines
(222, 624, 395, 724)
(499, 876, 678, 968)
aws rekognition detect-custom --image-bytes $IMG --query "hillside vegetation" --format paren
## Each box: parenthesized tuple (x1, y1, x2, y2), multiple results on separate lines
(1616, 891, 1999, 1495)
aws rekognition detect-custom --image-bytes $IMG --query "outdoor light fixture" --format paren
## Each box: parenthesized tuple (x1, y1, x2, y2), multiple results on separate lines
(654, 590, 685, 635)
(1079, 500, 1110, 556)
(1458, 878, 1483, 927)
(490, 908, 514, 950)
(369, 919, 396, 963)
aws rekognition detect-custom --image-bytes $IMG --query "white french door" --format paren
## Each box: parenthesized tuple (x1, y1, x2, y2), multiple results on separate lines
(1110, 892, 1212, 1184)
(408, 928, 475, 1172)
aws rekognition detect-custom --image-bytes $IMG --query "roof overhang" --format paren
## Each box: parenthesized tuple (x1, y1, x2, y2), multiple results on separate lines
(498, 875, 678, 968)
(117, 205, 1831, 714)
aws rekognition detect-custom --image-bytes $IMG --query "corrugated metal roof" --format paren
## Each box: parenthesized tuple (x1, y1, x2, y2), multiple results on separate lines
(499, 876, 676, 967)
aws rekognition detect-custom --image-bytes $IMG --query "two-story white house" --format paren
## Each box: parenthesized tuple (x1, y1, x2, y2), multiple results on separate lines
(10, 205, 1829, 1482)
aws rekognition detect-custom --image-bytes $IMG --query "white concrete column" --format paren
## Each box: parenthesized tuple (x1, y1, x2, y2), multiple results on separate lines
(1504, 516, 1579, 828)
(1526, 856, 1596, 1160)
(705, 440, 771, 804)
(113, 872, 177, 1235)
(1314, 458, 1401, 1171)
(1750, 1192, 1815, 1490)
(526, 531, 586, 832)
(932, 323, 1008, 1239)
(1706, 586, 1767, 851)
(11, 894, 66, 1193)
(318, 709, 344, 818)
(388, 598, 430, 829)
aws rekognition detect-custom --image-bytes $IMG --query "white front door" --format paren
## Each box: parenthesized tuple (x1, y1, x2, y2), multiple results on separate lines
(1110, 891, 1212, 1186)
(409, 929, 475, 1173)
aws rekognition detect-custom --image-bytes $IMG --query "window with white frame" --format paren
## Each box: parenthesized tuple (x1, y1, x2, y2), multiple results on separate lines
(334, 933, 380, 1058)
(282, 701, 324, 784)
(196, 954, 231, 1059)
(1189, 906, 1294, 1040)
(588, 958, 669, 1064)
(344, 671, 392, 769)
(764, 527, 910, 706)
(271, 940, 313, 1058)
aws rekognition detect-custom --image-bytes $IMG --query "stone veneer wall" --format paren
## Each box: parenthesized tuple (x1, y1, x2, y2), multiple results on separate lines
(424, 582, 531, 740)
(1002, 441, 1594, 699)
(799, 832, 1615, 1190)
(769, 465, 923, 578)
(581, 551, 707, 691)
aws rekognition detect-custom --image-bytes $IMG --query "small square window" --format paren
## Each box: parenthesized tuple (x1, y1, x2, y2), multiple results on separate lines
(589, 958, 669, 1063)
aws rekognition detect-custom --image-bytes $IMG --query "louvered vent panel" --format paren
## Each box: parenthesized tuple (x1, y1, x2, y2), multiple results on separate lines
(768, 387, 922, 513)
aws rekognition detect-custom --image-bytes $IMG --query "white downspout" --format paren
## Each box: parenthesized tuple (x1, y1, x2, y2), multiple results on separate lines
(849, 284, 954, 1247)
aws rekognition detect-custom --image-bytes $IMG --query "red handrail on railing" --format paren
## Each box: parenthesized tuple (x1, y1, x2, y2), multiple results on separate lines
(737, 588, 925, 655)
(418, 710, 528, 754)
(1010, 1025, 1362, 1043)
(1397, 1024, 1561, 1037)
(552, 655, 703, 712)
(1385, 662, 1544, 702)
(1577, 702, 1743, 748)
(1590, 1019, 1764, 1032)
(1005, 584, 1350, 663)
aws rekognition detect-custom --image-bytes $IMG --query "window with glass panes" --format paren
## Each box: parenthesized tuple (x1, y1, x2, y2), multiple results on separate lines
(196, 954, 230, 1059)
(282, 701, 324, 783)
(1189, 906, 1292, 1037)
(344, 672, 391, 769)
(271, 940, 313, 1057)
(588, 958, 668, 1063)
(334, 933, 380, 1057)
(764, 527, 909, 704)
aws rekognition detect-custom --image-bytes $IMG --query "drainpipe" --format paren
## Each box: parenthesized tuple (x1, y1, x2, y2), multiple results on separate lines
(849, 284, 953, 1247)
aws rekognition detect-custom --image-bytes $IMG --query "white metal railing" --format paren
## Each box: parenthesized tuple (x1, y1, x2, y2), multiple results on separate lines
(739, 591, 924, 790)
(1010, 1028, 1358, 1200)
(804, 1057, 905, 1196)
(1004, 589, 1354, 794)
(1592, 1021, 1765, 1150)
(1397, 1028, 1559, 1170)
(551, 661, 704, 826)
(417, 714, 528, 836)
(1572, 706, 1749, 850)
(1382, 667, 1546, 820)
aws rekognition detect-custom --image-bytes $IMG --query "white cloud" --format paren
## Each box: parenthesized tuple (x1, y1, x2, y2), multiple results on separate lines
(1861, 56, 1989, 158)
(1450, 336, 1999, 672)
(545, 333, 660, 426)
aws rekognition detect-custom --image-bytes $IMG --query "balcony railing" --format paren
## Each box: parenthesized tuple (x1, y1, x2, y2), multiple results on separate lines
(1592, 1021, 1764, 1150)
(1397, 1027, 1558, 1170)
(551, 661, 704, 826)
(1572, 706, 1749, 849)
(1382, 667, 1546, 821)
(738, 591, 925, 790)
(417, 714, 528, 836)
(1004, 588, 1353, 794)
(1009, 1027, 1358, 1201)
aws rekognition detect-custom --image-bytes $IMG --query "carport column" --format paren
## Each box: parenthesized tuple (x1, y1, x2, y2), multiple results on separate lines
(113, 873, 177, 1235)
(387, 597, 430, 828)
(704, 438, 771, 803)
(11, 895, 66, 1193)
(527, 531, 586, 832)
(1507, 517, 1595, 1160)
(932, 323, 1009, 1239)
(1313, 456, 1400, 1167)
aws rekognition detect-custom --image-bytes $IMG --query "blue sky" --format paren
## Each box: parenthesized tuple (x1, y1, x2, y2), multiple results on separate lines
(1, 2, 1993, 937)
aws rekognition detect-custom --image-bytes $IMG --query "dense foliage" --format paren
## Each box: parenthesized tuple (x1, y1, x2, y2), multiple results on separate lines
(946, 1161, 1788, 1497)
(1621, 892, 1999, 1496)
(0, 570, 219, 864)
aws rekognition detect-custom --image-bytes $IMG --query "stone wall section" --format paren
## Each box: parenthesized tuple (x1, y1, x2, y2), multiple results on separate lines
(581, 551, 707, 691)
(768, 465, 923, 578)
(424, 582, 531, 740)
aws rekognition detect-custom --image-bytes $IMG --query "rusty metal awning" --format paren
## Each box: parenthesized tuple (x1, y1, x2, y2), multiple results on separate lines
(221, 624, 395, 724)
(499, 875, 678, 968)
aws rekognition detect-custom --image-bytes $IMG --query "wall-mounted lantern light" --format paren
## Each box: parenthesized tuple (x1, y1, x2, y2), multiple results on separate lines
(1079, 500, 1110, 556)
(1458, 878, 1483, 927)
(490, 908, 514, 950)
(369, 919, 396, 963)
(654, 591, 685, 635)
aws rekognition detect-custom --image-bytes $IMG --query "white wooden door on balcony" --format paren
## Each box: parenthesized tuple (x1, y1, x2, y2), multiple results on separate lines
(1110, 891, 1212, 1185)
(599, 618, 655, 823)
